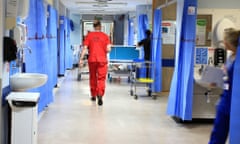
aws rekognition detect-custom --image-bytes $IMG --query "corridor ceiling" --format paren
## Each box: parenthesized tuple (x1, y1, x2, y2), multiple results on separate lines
(60, 0, 152, 15)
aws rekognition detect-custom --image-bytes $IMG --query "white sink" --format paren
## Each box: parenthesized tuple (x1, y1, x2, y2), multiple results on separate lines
(10, 73, 48, 91)
(194, 66, 224, 89)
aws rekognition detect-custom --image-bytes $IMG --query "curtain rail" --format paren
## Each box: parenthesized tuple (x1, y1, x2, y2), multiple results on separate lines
(157, 0, 177, 9)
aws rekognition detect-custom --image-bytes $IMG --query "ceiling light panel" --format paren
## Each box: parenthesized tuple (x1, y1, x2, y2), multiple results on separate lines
(61, 0, 152, 15)
(75, 1, 127, 5)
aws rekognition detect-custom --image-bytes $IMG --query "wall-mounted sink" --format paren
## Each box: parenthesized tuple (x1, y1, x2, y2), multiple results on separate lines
(10, 73, 48, 91)
(194, 66, 224, 90)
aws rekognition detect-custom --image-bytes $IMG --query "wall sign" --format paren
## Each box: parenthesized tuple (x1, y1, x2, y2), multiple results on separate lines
(196, 15, 212, 46)
(162, 21, 176, 44)
(195, 47, 208, 64)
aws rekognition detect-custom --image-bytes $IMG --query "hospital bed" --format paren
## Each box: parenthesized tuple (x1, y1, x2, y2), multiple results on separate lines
(108, 45, 140, 83)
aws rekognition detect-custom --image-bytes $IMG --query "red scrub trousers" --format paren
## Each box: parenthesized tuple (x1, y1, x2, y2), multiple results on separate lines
(88, 62, 108, 97)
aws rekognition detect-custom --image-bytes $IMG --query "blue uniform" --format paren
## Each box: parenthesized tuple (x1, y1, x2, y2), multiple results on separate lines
(209, 58, 235, 144)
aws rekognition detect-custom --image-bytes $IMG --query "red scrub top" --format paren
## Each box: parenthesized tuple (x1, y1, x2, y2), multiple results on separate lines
(84, 31, 110, 62)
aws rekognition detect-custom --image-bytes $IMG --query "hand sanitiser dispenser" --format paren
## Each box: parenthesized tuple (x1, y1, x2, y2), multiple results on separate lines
(13, 23, 27, 47)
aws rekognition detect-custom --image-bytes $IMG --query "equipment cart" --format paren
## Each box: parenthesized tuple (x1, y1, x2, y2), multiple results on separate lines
(77, 51, 89, 81)
(77, 63, 89, 81)
(130, 60, 156, 100)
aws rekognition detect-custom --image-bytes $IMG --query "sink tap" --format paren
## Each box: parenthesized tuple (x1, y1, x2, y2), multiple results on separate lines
(23, 46, 32, 54)
(18, 45, 32, 59)
(204, 89, 211, 103)
(14, 45, 32, 72)
(19, 45, 32, 54)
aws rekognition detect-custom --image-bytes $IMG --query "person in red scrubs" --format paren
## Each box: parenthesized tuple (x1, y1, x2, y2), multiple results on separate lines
(79, 20, 111, 106)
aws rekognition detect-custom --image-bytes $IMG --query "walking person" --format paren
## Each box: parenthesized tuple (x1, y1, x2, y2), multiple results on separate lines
(79, 20, 111, 106)
(209, 28, 240, 144)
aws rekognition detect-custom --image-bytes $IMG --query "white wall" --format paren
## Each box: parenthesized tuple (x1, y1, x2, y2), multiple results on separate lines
(44, 0, 53, 5)
(198, 0, 240, 9)
(0, 0, 3, 78)
(123, 14, 128, 45)
(0, 0, 4, 143)
(198, 9, 240, 28)
(70, 14, 82, 46)
(136, 4, 152, 42)
(136, 4, 152, 26)
(59, 0, 67, 16)
(198, 8, 240, 47)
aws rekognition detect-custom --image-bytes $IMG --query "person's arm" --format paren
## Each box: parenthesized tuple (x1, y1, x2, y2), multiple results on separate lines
(79, 45, 88, 67)
(106, 44, 112, 52)
(137, 40, 144, 47)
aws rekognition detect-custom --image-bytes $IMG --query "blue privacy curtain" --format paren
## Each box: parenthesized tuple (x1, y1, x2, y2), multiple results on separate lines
(230, 38, 240, 143)
(23, 0, 37, 70)
(24, 0, 53, 113)
(47, 5, 58, 89)
(138, 14, 149, 45)
(138, 14, 149, 77)
(167, 0, 197, 120)
(152, 9, 162, 92)
(24, 0, 37, 39)
(59, 16, 65, 75)
(128, 18, 134, 45)
(64, 18, 73, 69)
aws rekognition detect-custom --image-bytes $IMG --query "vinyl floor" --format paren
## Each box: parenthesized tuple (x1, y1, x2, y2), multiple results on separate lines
(38, 69, 214, 144)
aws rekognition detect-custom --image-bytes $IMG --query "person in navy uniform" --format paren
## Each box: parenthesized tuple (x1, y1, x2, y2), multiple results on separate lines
(209, 28, 240, 144)
(137, 29, 152, 78)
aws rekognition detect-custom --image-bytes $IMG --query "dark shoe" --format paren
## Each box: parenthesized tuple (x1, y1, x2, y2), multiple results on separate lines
(97, 96, 103, 106)
(91, 97, 96, 101)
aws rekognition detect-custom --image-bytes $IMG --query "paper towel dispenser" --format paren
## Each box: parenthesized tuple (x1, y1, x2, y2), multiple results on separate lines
(213, 18, 236, 47)
(13, 23, 27, 47)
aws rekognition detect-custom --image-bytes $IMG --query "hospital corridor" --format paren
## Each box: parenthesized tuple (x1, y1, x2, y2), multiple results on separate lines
(37, 69, 213, 144)
(1, 0, 240, 144)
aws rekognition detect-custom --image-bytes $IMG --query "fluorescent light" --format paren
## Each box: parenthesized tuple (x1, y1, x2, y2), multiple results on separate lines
(93, 4, 108, 7)
(75, 1, 127, 5)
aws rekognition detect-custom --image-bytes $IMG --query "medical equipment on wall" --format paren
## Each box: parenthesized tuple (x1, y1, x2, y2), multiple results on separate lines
(213, 18, 236, 45)
(213, 17, 236, 57)
(192, 48, 223, 119)
(13, 23, 31, 73)
(13, 0, 29, 46)
(191, 17, 235, 119)
(214, 48, 226, 67)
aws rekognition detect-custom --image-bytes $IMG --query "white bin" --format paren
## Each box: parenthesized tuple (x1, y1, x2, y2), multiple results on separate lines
(6, 92, 40, 144)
